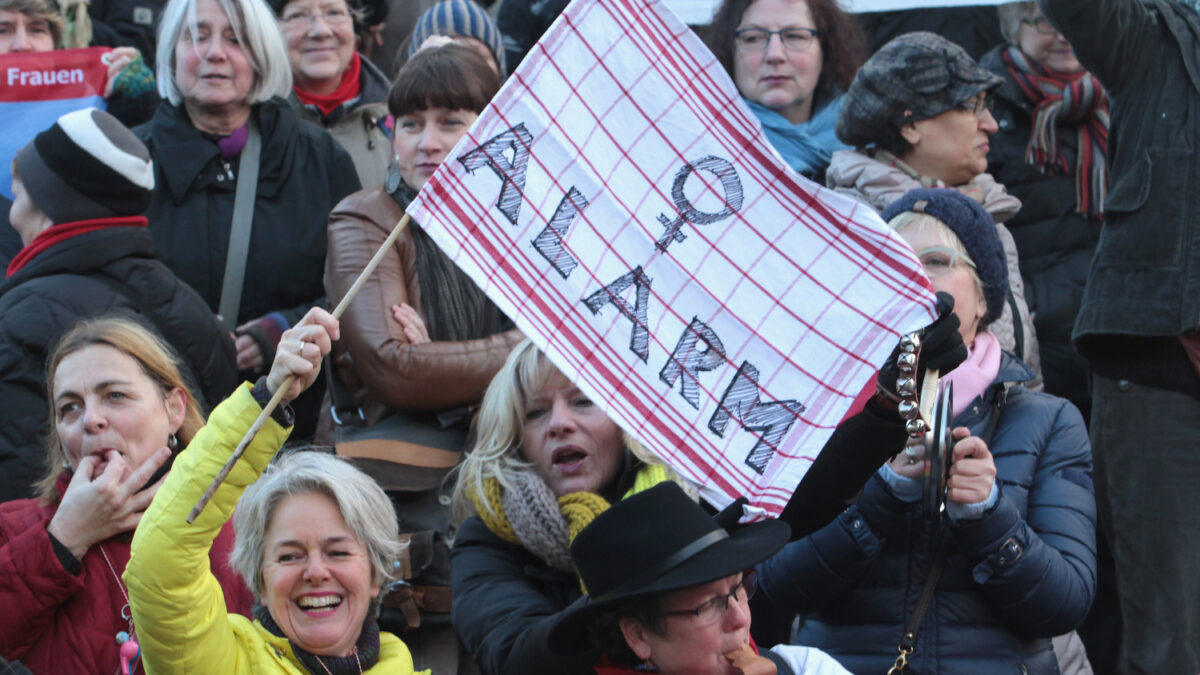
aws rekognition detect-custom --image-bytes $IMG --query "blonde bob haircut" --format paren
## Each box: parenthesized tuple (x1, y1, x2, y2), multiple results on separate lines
(231, 451, 401, 611)
(889, 210, 990, 329)
(37, 316, 205, 504)
(452, 339, 674, 522)
(155, 0, 291, 107)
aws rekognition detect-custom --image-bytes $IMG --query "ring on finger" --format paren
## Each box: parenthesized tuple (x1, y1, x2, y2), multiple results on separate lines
(905, 445, 919, 465)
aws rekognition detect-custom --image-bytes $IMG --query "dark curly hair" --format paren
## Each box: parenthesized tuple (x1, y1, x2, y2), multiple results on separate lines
(707, 0, 865, 106)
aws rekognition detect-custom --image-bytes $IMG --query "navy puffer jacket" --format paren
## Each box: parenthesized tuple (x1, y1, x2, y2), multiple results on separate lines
(758, 353, 1097, 675)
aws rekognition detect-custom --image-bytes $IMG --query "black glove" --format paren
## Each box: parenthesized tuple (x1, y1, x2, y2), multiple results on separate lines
(877, 292, 967, 401)
(713, 496, 749, 532)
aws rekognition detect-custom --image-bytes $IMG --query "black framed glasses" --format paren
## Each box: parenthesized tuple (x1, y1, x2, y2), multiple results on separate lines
(733, 28, 819, 54)
(662, 570, 758, 626)
(1020, 16, 1059, 36)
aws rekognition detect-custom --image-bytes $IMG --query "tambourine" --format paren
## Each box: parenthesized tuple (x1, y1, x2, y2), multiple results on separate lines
(894, 332, 956, 531)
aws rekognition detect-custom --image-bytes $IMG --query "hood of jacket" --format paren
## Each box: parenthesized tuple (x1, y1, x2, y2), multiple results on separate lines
(825, 149, 1022, 222)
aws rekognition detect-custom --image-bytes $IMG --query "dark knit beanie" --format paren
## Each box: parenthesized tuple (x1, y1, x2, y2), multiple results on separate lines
(407, 0, 506, 75)
(882, 188, 1008, 324)
(15, 108, 154, 224)
(837, 32, 1003, 148)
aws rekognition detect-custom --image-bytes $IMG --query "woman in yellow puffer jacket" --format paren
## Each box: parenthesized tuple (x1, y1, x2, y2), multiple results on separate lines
(125, 307, 427, 675)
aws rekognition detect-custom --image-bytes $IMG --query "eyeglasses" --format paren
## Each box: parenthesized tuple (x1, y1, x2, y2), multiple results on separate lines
(733, 28, 819, 54)
(662, 570, 758, 626)
(281, 6, 351, 27)
(1020, 16, 1059, 35)
(916, 246, 975, 279)
(957, 93, 994, 119)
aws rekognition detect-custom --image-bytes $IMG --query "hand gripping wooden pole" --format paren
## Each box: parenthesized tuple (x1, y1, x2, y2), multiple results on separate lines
(187, 213, 412, 523)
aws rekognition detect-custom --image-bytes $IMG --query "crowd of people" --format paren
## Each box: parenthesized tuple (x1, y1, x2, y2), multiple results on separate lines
(0, 0, 1196, 674)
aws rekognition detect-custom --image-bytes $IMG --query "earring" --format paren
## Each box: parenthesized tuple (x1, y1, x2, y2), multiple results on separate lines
(634, 660, 659, 673)
(168, 433, 179, 450)
(385, 163, 403, 194)
(62, 459, 71, 470)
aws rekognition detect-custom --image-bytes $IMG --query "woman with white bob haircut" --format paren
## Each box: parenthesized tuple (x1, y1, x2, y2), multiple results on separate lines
(125, 308, 426, 674)
(138, 0, 361, 442)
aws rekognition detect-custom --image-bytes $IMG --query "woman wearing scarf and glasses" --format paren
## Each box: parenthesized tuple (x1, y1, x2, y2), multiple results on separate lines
(754, 188, 1096, 675)
(826, 31, 1043, 393)
(977, 3, 1107, 421)
(268, 0, 393, 188)
(706, 0, 864, 182)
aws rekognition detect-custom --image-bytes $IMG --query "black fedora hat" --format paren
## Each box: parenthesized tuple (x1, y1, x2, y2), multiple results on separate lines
(547, 482, 790, 653)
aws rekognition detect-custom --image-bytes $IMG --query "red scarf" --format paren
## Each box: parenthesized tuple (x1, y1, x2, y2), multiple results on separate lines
(6, 217, 149, 278)
(1001, 45, 1109, 218)
(293, 51, 362, 117)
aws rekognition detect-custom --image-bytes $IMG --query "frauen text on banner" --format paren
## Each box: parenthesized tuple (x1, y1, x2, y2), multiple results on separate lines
(0, 47, 110, 201)
(406, 0, 938, 516)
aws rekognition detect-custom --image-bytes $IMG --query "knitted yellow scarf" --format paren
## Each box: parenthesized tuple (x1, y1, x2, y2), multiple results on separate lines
(468, 463, 670, 552)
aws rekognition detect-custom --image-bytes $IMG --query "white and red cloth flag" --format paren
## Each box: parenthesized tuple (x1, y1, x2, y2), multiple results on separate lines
(406, 0, 937, 515)
(0, 47, 110, 200)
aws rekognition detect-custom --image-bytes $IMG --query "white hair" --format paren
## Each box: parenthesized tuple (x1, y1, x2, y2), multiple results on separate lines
(230, 451, 401, 607)
(155, 0, 292, 107)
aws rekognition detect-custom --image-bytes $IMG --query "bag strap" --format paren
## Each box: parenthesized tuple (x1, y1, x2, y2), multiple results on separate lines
(218, 119, 261, 331)
(888, 388, 1010, 674)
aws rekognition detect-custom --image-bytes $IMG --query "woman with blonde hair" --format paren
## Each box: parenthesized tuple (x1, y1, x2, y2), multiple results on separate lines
(451, 339, 680, 674)
(0, 316, 251, 674)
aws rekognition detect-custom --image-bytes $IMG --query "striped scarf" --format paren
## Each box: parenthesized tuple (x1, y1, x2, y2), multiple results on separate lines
(467, 463, 671, 577)
(1002, 45, 1109, 218)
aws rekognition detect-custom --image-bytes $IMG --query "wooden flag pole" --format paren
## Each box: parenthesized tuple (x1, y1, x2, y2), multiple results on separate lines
(187, 213, 412, 523)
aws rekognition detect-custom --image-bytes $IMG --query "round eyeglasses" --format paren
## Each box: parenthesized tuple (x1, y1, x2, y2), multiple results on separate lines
(281, 6, 352, 28)
(733, 28, 819, 54)
(916, 246, 976, 279)
(661, 570, 758, 626)
(1020, 16, 1059, 36)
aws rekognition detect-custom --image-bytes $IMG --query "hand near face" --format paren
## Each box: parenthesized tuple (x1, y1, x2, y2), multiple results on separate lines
(266, 308, 339, 404)
(946, 426, 996, 505)
(390, 303, 430, 344)
(46, 447, 170, 560)
(102, 47, 139, 98)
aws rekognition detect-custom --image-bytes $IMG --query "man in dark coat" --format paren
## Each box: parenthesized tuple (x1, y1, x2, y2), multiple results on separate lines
(0, 108, 238, 503)
(1040, 0, 1200, 673)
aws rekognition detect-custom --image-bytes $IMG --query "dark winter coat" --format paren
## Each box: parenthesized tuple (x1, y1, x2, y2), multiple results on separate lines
(496, 0, 568, 72)
(136, 98, 360, 328)
(0, 225, 238, 503)
(450, 516, 599, 675)
(1040, 0, 1200, 346)
(857, 7, 1004, 61)
(759, 354, 1097, 675)
(980, 46, 1100, 418)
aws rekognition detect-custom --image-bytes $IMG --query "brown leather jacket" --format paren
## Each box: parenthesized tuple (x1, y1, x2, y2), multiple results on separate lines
(323, 186, 523, 426)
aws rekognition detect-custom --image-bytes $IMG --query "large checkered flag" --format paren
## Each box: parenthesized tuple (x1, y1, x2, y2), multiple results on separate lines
(405, 0, 937, 515)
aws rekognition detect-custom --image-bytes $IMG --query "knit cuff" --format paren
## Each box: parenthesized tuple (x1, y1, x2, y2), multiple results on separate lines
(238, 312, 289, 372)
(45, 528, 82, 575)
(877, 463, 921, 502)
(251, 376, 295, 428)
(947, 482, 1000, 522)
